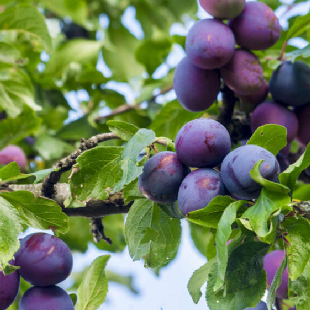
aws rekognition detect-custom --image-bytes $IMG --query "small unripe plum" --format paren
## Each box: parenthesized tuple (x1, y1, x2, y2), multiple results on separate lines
(251, 102, 299, 143)
(0, 145, 27, 171)
(176, 118, 231, 168)
(264, 250, 288, 299)
(19, 286, 74, 310)
(15, 233, 73, 287)
(178, 169, 225, 216)
(199, 0, 245, 19)
(236, 80, 268, 109)
(270, 61, 310, 107)
(186, 19, 235, 69)
(220, 49, 264, 95)
(296, 102, 310, 146)
(173, 57, 220, 112)
(229, 2, 281, 50)
(221, 145, 280, 200)
(0, 260, 20, 310)
(138, 152, 189, 204)
(245, 301, 267, 310)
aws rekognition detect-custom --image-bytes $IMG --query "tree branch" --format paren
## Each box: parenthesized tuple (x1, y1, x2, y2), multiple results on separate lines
(42, 132, 120, 200)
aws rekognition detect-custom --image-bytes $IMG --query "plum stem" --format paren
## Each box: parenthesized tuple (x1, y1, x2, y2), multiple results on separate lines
(279, 41, 288, 61)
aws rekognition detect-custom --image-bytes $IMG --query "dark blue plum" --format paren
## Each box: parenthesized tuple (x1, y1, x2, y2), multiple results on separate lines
(0, 260, 20, 310)
(178, 169, 225, 216)
(221, 145, 280, 200)
(19, 286, 74, 310)
(245, 301, 267, 310)
(175, 118, 231, 168)
(15, 233, 73, 287)
(269, 61, 310, 107)
(173, 57, 220, 112)
(139, 151, 189, 204)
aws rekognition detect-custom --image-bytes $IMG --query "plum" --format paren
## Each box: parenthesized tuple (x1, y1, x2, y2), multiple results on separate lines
(178, 168, 225, 216)
(0, 260, 20, 310)
(0, 145, 27, 171)
(221, 145, 280, 200)
(186, 19, 235, 69)
(199, 0, 245, 19)
(220, 49, 264, 95)
(296, 102, 310, 146)
(269, 61, 310, 107)
(264, 250, 288, 299)
(236, 80, 268, 109)
(251, 101, 299, 143)
(276, 152, 290, 172)
(138, 151, 189, 204)
(19, 286, 74, 310)
(15, 233, 73, 287)
(229, 2, 281, 50)
(173, 57, 220, 112)
(245, 301, 267, 310)
(175, 118, 231, 168)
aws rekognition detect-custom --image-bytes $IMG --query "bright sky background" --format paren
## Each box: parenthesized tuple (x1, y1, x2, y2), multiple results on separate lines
(35, 0, 310, 309)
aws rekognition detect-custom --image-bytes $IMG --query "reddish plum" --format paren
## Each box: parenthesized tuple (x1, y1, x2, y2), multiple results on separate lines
(0, 145, 26, 171)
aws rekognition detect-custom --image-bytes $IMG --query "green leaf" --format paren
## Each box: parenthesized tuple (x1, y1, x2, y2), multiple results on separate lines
(0, 5, 52, 51)
(241, 188, 291, 238)
(189, 223, 217, 260)
(0, 162, 29, 182)
(39, 0, 88, 25)
(188, 258, 216, 304)
(250, 160, 290, 194)
(113, 129, 156, 192)
(31, 168, 59, 184)
(124, 199, 181, 268)
(285, 10, 310, 42)
(187, 196, 235, 228)
(123, 178, 144, 204)
(77, 255, 110, 310)
(135, 39, 172, 75)
(150, 100, 204, 140)
(284, 216, 310, 281)
(0, 197, 22, 268)
(70, 146, 124, 202)
(107, 120, 139, 141)
(279, 142, 310, 191)
(214, 200, 246, 291)
(267, 252, 287, 310)
(0, 191, 69, 234)
(206, 262, 267, 310)
(45, 40, 102, 78)
(287, 44, 310, 62)
(157, 202, 184, 219)
(247, 124, 287, 155)
(0, 42, 21, 65)
(0, 106, 41, 149)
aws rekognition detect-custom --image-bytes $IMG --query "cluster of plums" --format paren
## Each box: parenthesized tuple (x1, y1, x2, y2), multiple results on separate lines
(0, 233, 74, 310)
(174, 0, 281, 113)
(139, 117, 280, 215)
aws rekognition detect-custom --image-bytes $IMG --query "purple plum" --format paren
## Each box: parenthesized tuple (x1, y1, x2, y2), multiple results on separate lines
(199, 0, 245, 19)
(186, 19, 235, 69)
(173, 57, 220, 112)
(296, 102, 310, 146)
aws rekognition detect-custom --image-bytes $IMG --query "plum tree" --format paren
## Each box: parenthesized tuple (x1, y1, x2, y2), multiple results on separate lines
(0, 260, 20, 310)
(236, 80, 268, 109)
(0, 145, 27, 171)
(296, 102, 310, 146)
(178, 169, 225, 216)
(15, 233, 73, 287)
(186, 19, 235, 69)
(173, 57, 220, 112)
(175, 118, 231, 168)
(138, 151, 189, 204)
(245, 301, 267, 310)
(264, 250, 288, 299)
(229, 2, 281, 50)
(221, 144, 280, 200)
(19, 286, 74, 310)
(269, 61, 310, 107)
(220, 49, 264, 95)
(251, 101, 299, 143)
(199, 0, 245, 19)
